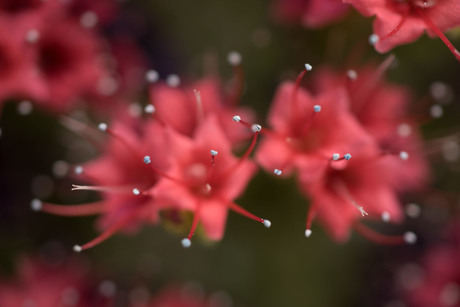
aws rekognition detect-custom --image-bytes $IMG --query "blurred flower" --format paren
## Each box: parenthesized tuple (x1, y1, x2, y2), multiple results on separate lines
(344, 0, 460, 61)
(271, 0, 349, 28)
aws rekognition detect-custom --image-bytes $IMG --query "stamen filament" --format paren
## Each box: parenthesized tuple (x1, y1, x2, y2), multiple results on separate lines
(380, 11, 409, 41)
(227, 201, 264, 224)
(71, 184, 139, 195)
(194, 89, 205, 125)
(415, 7, 460, 62)
(74, 211, 139, 252)
(38, 201, 105, 216)
(353, 223, 416, 245)
(333, 179, 368, 217)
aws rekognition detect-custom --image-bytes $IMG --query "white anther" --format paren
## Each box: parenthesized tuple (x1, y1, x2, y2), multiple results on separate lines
(406, 203, 421, 218)
(332, 153, 340, 161)
(98, 123, 108, 132)
(274, 169, 282, 176)
(399, 151, 409, 160)
(369, 34, 380, 45)
(181, 238, 191, 248)
(74, 166, 83, 175)
(305, 63, 313, 71)
(397, 123, 412, 137)
(166, 74, 180, 87)
(132, 188, 140, 195)
(344, 153, 352, 160)
(358, 206, 368, 217)
(80, 11, 98, 28)
(232, 115, 241, 122)
(263, 219, 271, 228)
(347, 70, 358, 80)
(128, 103, 142, 117)
(305, 229, 312, 238)
(313, 105, 321, 112)
(227, 51, 242, 66)
(17, 100, 33, 115)
(430, 104, 443, 119)
(381, 211, 391, 222)
(145, 70, 159, 83)
(144, 104, 155, 114)
(31, 199, 42, 211)
(251, 124, 262, 133)
(26, 29, 40, 43)
(210, 150, 218, 156)
(404, 232, 417, 244)
(205, 183, 211, 192)
(442, 141, 460, 162)
(73, 245, 82, 253)
(144, 156, 151, 165)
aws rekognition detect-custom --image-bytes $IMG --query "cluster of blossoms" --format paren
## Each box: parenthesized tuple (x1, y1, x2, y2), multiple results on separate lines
(273, 0, 460, 62)
(0, 255, 227, 307)
(0, 0, 144, 114)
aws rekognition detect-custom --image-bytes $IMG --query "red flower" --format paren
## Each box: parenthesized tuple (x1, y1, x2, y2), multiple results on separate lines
(32, 120, 171, 251)
(271, 0, 349, 28)
(344, 0, 460, 61)
(151, 115, 270, 246)
(0, 256, 108, 307)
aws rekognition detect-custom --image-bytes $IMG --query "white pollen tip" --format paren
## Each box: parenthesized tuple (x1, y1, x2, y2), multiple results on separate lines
(369, 34, 380, 45)
(399, 151, 409, 161)
(344, 153, 352, 160)
(263, 219, 271, 228)
(143, 156, 151, 164)
(74, 166, 83, 175)
(347, 70, 358, 80)
(332, 153, 340, 161)
(227, 51, 242, 66)
(404, 232, 417, 244)
(166, 74, 180, 87)
(181, 238, 191, 248)
(251, 124, 262, 133)
(313, 105, 321, 112)
(304, 63, 313, 71)
(80, 11, 98, 28)
(430, 104, 443, 119)
(144, 104, 155, 114)
(274, 169, 282, 176)
(145, 70, 159, 83)
(381, 211, 391, 222)
(132, 188, 140, 195)
(31, 199, 42, 211)
(210, 150, 218, 156)
(26, 29, 40, 43)
(305, 229, 312, 238)
(232, 115, 241, 122)
(98, 123, 108, 132)
(73, 245, 82, 253)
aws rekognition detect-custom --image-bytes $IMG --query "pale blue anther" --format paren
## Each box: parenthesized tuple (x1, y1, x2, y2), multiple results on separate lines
(344, 153, 352, 160)
(143, 156, 151, 164)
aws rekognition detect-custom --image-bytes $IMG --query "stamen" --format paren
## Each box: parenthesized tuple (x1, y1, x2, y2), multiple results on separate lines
(181, 238, 192, 248)
(227, 51, 244, 106)
(304, 63, 313, 71)
(333, 179, 368, 217)
(306, 203, 317, 233)
(368, 34, 379, 45)
(31, 199, 105, 216)
(399, 151, 409, 160)
(98, 123, 108, 132)
(347, 70, 358, 81)
(132, 188, 140, 195)
(145, 70, 159, 83)
(73, 211, 139, 252)
(313, 105, 321, 113)
(415, 7, 460, 62)
(144, 104, 155, 114)
(354, 223, 417, 245)
(251, 124, 262, 133)
(430, 104, 443, 119)
(142, 156, 185, 184)
(305, 229, 312, 238)
(182, 206, 202, 248)
(226, 201, 266, 225)
(166, 74, 181, 87)
(291, 66, 309, 113)
(381, 211, 391, 222)
(210, 150, 218, 156)
(71, 184, 139, 195)
(380, 11, 409, 41)
(232, 115, 241, 122)
(273, 169, 282, 176)
(194, 89, 204, 125)
(332, 153, 340, 161)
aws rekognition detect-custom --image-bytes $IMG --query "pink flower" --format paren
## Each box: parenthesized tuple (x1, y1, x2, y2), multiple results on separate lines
(33, 119, 171, 251)
(0, 256, 107, 307)
(344, 0, 460, 61)
(149, 75, 254, 145)
(312, 60, 429, 191)
(271, 0, 349, 28)
(151, 115, 270, 246)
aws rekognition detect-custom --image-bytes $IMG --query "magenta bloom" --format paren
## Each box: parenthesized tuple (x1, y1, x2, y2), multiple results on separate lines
(152, 116, 269, 246)
(344, 0, 460, 61)
(271, 0, 349, 28)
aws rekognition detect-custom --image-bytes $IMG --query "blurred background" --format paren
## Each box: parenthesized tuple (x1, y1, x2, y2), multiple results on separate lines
(1, 0, 460, 306)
